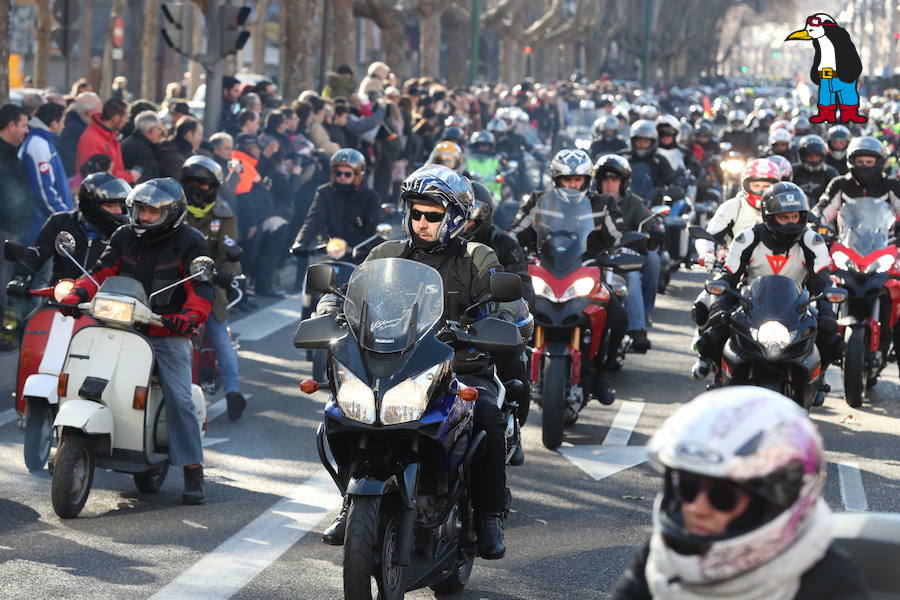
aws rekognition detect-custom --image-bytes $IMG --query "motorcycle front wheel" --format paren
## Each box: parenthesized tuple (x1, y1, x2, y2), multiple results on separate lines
(343, 496, 405, 600)
(51, 434, 95, 519)
(843, 328, 866, 408)
(541, 357, 567, 449)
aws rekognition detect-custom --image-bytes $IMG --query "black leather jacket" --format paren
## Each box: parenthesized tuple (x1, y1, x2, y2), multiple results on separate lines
(295, 182, 382, 249)
(14, 210, 111, 284)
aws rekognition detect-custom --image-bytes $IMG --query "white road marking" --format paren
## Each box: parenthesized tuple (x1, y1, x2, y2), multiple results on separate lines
(0, 408, 17, 428)
(207, 393, 254, 423)
(229, 296, 303, 342)
(837, 461, 869, 512)
(202, 437, 229, 448)
(558, 401, 649, 481)
(149, 468, 340, 600)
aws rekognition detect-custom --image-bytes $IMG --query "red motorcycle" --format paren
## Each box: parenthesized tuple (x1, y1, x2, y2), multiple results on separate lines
(192, 275, 245, 394)
(828, 197, 900, 407)
(527, 189, 643, 449)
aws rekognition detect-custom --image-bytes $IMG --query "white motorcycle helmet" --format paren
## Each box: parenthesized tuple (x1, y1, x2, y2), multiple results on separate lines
(647, 386, 826, 584)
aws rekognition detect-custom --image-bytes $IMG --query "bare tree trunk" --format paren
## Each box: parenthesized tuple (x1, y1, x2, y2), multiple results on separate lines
(442, 7, 468, 86)
(34, 1, 52, 88)
(417, 7, 442, 79)
(83, 0, 96, 83)
(187, 5, 203, 98)
(101, 0, 126, 98)
(141, 0, 159, 100)
(252, 0, 269, 74)
(281, 0, 316, 102)
(0, 0, 9, 102)
(331, 0, 357, 71)
(353, 0, 407, 82)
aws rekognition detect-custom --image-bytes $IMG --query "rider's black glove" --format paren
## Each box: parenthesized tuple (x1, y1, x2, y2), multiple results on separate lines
(212, 271, 235, 288)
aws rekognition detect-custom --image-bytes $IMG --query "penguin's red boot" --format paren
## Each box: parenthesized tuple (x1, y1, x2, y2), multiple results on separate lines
(809, 104, 837, 123)
(839, 104, 866, 123)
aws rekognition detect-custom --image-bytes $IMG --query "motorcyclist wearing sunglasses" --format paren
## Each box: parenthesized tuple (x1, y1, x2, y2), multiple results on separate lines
(612, 386, 869, 599)
(292, 148, 382, 257)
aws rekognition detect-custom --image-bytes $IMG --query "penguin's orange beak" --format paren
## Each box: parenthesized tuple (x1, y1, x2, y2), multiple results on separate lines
(785, 29, 813, 41)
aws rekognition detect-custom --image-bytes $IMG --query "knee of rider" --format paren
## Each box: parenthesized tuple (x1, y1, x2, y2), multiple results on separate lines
(691, 301, 709, 325)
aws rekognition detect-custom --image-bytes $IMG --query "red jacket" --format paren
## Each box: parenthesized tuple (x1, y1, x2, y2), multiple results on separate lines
(75, 115, 134, 183)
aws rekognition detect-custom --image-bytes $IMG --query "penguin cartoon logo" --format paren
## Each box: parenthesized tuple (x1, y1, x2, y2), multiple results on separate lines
(785, 13, 865, 124)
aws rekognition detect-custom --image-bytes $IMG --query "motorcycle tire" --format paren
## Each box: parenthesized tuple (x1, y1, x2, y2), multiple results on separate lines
(23, 400, 53, 471)
(343, 496, 405, 600)
(844, 328, 866, 409)
(51, 434, 95, 519)
(541, 357, 567, 450)
(134, 463, 170, 494)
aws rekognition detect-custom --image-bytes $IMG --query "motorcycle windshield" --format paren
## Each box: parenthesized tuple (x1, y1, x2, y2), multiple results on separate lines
(839, 197, 894, 258)
(344, 258, 444, 354)
(534, 188, 595, 273)
(745, 275, 803, 323)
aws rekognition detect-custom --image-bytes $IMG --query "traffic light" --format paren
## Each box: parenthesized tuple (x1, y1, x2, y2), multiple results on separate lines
(160, 2, 187, 51)
(52, 0, 81, 56)
(219, 5, 251, 55)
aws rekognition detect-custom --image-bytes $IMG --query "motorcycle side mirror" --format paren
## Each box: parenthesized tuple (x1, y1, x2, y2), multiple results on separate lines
(689, 226, 717, 242)
(4, 240, 26, 262)
(189, 256, 217, 282)
(306, 264, 337, 294)
(380, 203, 397, 215)
(54, 231, 77, 257)
(375, 223, 393, 239)
(490, 272, 523, 302)
(825, 288, 848, 304)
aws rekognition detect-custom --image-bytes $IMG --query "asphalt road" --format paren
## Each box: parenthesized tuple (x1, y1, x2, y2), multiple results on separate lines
(1, 269, 898, 599)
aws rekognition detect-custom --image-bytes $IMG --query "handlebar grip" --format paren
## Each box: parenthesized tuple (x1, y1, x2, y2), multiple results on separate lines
(149, 315, 164, 328)
(77, 302, 91, 310)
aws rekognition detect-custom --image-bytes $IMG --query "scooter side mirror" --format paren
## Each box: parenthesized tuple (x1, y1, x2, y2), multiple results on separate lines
(54, 231, 77, 257)
(306, 264, 337, 294)
(490, 272, 523, 302)
(189, 256, 217, 282)
(4, 240, 26, 262)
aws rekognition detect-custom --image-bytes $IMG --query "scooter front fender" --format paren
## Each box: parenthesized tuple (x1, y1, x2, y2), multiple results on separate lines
(22, 373, 60, 406)
(54, 400, 113, 442)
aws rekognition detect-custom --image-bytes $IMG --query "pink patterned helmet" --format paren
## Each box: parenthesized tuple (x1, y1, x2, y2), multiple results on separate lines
(741, 158, 780, 208)
(646, 386, 826, 583)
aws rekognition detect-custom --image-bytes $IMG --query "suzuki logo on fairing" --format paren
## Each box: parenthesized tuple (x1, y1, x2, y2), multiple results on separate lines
(766, 254, 788, 274)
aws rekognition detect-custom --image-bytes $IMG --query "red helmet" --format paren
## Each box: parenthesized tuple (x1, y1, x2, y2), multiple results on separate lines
(741, 158, 780, 209)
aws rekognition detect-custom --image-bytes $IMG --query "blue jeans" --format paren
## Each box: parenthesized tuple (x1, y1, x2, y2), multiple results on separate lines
(624, 250, 661, 331)
(205, 312, 240, 394)
(818, 78, 859, 106)
(150, 335, 204, 468)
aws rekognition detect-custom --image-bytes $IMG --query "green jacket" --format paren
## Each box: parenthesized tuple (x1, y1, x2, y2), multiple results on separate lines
(185, 199, 240, 322)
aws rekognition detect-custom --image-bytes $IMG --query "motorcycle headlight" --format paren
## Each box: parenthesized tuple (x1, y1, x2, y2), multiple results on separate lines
(335, 360, 375, 424)
(831, 251, 857, 272)
(722, 158, 745, 175)
(754, 321, 792, 360)
(574, 138, 591, 150)
(532, 276, 555, 301)
(866, 254, 895, 274)
(92, 296, 135, 325)
(53, 279, 75, 303)
(380, 362, 447, 425)
(559, 276, 596, 301)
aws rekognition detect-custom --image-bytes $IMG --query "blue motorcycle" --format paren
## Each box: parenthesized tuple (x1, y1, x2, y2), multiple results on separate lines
(293, 258, 523, 599)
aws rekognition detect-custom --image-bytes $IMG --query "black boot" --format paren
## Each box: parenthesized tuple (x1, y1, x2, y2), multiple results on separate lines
(591, 374, 615, 405)
(629, 329, 651, 353)
(226, 392, 246, 422)
(322, 498, 349, 545)
(509, 441, 525, 466)
(475, 513, 506, 559)
(182, 465, 205, 505)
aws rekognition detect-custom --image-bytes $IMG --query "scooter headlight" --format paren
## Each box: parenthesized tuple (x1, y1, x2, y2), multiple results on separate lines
(380, 362, 447, 425)
(754, 320, 792, 360)
(334, 360, 375, 424)
(559, 276, 596, 301)
(53, 279, 75, 303)
(92, 296, 135, 325)
(866, 254, 895, 274)
(532, 276, 555, 300)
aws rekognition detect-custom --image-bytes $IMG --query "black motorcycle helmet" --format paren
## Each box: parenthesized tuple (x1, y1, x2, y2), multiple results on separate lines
(126, 178, 188, 242)
(846, 136, 886, 187)
(592, 154, 632, 195)
(797, 134, 827, 172)
(760, 182, 809, 249)
(462, 180, 495, 240)
(180, 155, 224, 212)
(441, 125, 466, 146)
(78, 173, 132, 238)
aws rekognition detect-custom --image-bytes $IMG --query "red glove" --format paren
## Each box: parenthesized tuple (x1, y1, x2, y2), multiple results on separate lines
(162, 313, 199, 336)
(59, 289, 88, 317)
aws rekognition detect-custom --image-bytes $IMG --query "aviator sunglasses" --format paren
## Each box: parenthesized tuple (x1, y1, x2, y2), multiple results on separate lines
(410, 208, 445, 223)
(334, 170, 355, 179)
(671, 470, 750, 513)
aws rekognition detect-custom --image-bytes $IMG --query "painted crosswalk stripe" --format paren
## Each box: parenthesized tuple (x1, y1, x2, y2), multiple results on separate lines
(229, 296, 303, 342)
(149, 468, 341, 600)
(837, 461, 868, 512)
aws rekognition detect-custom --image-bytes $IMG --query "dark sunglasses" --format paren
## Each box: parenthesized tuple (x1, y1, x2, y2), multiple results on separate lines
(334, 170, 355, 178)
(410, 208, 445, 223)
(671, 471, 749, 513)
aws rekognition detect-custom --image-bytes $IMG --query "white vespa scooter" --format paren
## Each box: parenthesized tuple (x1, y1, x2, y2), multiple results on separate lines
(49, 232, 212, 518)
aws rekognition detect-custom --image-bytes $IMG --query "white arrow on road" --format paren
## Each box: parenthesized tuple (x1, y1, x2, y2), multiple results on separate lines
(558, 400, 648, 481)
